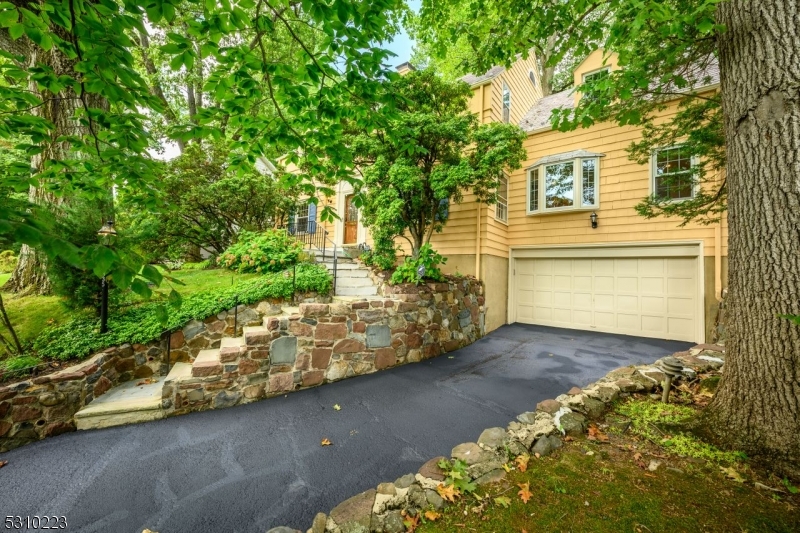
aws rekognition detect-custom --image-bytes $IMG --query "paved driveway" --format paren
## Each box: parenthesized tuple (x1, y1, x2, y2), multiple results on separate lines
(0, 324, 691, 532)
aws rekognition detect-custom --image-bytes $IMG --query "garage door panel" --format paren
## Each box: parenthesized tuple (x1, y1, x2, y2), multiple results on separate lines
(514, 251, 699, 342)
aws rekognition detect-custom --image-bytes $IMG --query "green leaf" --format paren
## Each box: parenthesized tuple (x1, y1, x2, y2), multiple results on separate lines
(90, 246, 116, 277)
(141, 264, 163, 285)
(0, 9, 18, 27)
(111, 266, 135, 289)
(8, 22, 23, 39)
(494, 496, 511, 508)
(130, 278, 153, 299)
(168, 289, 182, 307)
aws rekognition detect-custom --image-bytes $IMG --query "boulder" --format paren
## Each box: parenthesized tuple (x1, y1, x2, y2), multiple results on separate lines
(559, 412, 588, 436)
(474, 469, 506, 486)
(451, 442, 486, 465)
(311, 513, 327, 533)
(394, 473, 416, 489)
(329, 489, 375, 532)
(382, 511, 405, 533)
(418, 457, 446, 481)
(536, 399, 562, 415)
(477, 427, 506, 449)
(531, 437, 554, 457)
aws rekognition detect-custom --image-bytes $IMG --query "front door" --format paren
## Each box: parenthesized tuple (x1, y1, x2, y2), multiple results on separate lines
(344, 194, 358, 244)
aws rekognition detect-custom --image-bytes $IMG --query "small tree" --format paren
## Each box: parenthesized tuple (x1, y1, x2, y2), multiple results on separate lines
(353, 69, 526, 262)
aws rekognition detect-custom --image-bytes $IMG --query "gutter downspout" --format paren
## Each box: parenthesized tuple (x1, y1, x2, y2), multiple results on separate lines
(475, 84, 485, 280)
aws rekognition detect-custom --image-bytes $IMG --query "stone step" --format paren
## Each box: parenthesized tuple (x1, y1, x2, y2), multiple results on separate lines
(165, 362, 192, 383)
(192, 349, 222, 377)
(318, 260, 359, 269)
(334, 276, 375, 288)
(332, 268, 370, 278)
(336, 285, 379, 297)
(75, 377, 166, 430)
(243, 326, 272, 346)
(219, 336, 246, 362)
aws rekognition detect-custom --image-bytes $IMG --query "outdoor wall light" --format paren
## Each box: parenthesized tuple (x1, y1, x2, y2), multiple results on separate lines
(590, 211, 598, 229)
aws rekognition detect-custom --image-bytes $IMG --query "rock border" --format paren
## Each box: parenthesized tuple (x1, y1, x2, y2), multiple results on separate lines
(266, 343, 725, 533)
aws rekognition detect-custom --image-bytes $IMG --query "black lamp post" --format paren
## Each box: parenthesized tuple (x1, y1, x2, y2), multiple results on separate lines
(97, 220, 117, 333)
(590, 211, 598, 229)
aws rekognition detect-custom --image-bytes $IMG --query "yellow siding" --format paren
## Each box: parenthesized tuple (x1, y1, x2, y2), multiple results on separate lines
(506, 94, 727, 258)
(489, 54, 542, 126)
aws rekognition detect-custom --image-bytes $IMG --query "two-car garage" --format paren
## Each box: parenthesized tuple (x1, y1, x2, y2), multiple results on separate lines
(509, 243, 704, 343)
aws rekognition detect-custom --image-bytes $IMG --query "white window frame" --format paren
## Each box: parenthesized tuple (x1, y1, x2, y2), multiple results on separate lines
(650, 145, 698, 202)
(526, 156, 600, 215)
(502, 82, 511, 123)
(581, 66, 611, 84)
(495, 174, 509, 224)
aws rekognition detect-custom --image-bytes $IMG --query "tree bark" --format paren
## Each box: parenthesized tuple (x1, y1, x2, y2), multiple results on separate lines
(708, 0, 800, 479)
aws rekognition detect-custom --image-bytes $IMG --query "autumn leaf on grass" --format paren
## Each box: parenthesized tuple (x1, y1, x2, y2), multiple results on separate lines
(518, 482, 533, 503)
(402, 511, 420, 531)
(437, 483, 461, 502)
(587, 424, 609, 442)
(320, 438, 332, 446)
(494, 496, 511, 508)
(720, 466, 745, 483)
(424, 510, 441, 521)
(502, 463, 512, 473)
(515, 454, 530, 472)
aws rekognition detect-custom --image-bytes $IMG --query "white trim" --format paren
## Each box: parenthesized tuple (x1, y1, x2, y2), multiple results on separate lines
(494, 174, 509, 224)
(650, 145, 699, 201)
(526, 156, 601, 215)
(507, 240, 705, 343)
(334, 182, 367, 246)
(502, 81, 511, 123)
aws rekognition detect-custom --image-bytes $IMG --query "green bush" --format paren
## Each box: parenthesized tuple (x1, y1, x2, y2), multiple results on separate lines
(0, 250, 16, 273)
(181, 260, 213, 271)
(221, 230, 303, 273)
(390, 244, 447, 285)
(33, 263, 332, 361)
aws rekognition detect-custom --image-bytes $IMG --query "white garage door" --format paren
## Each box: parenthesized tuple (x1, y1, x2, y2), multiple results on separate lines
(513, 249, 700, 342)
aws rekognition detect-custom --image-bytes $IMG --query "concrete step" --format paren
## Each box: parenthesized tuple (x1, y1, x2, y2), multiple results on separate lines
(336, 286, 379, 297)
(165, 362, 192, 383)
(319, 262, 364, 271)
(192, 349, 222, 377)
(332, 269, 370, 278)
(75, 377, 165, 430)
(335, 276, 375, 288)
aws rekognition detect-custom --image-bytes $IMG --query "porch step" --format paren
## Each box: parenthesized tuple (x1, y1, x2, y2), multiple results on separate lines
(333, 268, 370, 278)
(75, 377, 165, 430)
(334, 276, 375, 288)
(165, 362, 192, 383)
(191, 349, 222, 377)
(336, 285, 379, 297)
(219, 336, 246, 361)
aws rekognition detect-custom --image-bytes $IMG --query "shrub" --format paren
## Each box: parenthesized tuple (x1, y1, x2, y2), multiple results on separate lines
(181, 260, 213, 271)
(221, 230, 303, 273)
(390, 244, 447, 285)
(0, 250, 16, 273)
(33, 263, 332, 361)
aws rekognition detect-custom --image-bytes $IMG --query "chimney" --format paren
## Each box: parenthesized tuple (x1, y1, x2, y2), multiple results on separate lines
(395, 62, 416, 76)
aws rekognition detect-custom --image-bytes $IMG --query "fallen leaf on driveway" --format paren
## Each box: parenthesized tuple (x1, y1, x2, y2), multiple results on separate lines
(0, 460, 7, 469)
(321, 438, 332, 446)
(333, 404, 341, 411)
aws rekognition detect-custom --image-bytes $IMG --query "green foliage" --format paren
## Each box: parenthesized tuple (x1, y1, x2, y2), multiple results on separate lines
(119, 143, 301, 261)
(437, 458, 478, 494)
(0, 250, 15, 273)
(180, 260, 213, 271)
(220, 230, 303, 274)
(0, 0, 408, 296)
(352, 68, 526, 259)
(0, 354, 42, 376)
(33, 263, 331, 361)
(420, 0, 726, 225)
(390, 244, 447, 285)
(616, 399, 745, 464)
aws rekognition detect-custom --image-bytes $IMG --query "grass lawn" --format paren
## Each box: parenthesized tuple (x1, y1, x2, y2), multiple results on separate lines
(416, 395, 800, 533)
(0, 268, 255, 350)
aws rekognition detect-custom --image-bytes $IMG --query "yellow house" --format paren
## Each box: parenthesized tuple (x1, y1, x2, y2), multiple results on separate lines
(318, 51, 727, 344)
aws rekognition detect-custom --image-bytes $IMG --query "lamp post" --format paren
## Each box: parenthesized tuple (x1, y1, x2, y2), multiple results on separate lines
(97, 220, 117, 334)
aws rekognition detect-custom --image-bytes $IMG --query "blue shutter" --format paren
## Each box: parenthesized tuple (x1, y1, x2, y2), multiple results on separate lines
(307, 202, 317, 234)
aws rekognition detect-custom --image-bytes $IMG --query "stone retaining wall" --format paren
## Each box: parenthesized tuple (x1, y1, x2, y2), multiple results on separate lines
(275, 343, 726, 533)
(0, 296, 319, 453)
(166, 278, 486, 416)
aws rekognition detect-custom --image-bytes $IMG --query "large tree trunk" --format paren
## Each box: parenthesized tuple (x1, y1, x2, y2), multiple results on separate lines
(708, 0, 800, 479)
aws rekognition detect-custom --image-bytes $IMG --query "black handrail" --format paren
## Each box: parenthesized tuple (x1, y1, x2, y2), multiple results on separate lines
(279, 221, 338, 296)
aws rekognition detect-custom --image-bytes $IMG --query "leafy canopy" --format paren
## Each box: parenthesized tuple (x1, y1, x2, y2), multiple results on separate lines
(0, 0, 406, 296)
(419, 0, 725, 225)
(352, 68, 526, 263)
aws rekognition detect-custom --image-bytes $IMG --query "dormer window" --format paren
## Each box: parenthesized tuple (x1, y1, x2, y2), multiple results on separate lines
(582, 67, 610, 84)
(502, 82, 511, 123)
(527, 150, 604, 215)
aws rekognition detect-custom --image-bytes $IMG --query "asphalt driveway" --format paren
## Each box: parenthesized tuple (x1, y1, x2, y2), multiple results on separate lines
(0, 324, 691, 532)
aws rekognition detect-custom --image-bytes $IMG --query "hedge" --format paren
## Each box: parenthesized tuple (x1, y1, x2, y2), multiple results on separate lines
(33, 263, 332, 361)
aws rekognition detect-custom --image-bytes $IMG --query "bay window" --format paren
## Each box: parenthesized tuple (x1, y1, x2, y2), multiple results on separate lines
(527, 151, 602, 214)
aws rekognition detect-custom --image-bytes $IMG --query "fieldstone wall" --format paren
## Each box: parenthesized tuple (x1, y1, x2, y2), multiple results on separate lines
(0, 344, 154, 452)
(166, 278, 486, 416)
(272, 343, 726, 533)
(0, 295, 322, 453)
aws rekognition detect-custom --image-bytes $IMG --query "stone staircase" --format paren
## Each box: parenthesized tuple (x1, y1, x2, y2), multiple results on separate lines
(74, 306, 302, 430)
(311, 248, 379, 297)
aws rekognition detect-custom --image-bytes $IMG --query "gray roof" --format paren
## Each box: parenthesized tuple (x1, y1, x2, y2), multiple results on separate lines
(519, 58, 720, 133)
(519, 89, 575, 132)
(528, 149, 606, 169)
(460, 66, 505, 86)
